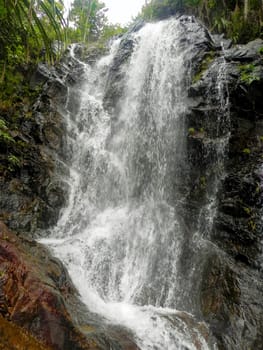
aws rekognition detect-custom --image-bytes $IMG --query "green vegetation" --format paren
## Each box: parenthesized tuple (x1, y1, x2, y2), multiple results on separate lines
(0, 0, 128, 178)
(242, 148, 251, 154)
(0, 1, 66, 75)
(8, 155, 21, 172)
(0, 0, 67, 109)
(100, 24, 127, 43)
(0, 1, 127, 84)
(248, 219, 256, 231)
(188, 127, 195, 135)
(67, 1, 127, 48)
(139, 0, 263, 43)
(243, 206, 252, 216)
(200, 176, 206, 189)
(0, 115, 23, 175)
(68, 0, 107, 42)
(239, 64, 260, 84)
(0, 119, 15, 144)
(192, 52, 215, 83)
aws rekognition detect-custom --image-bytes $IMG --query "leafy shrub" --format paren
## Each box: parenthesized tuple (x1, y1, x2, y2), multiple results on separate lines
(0, 118, 15, 144)
(239, 64, 260, 85)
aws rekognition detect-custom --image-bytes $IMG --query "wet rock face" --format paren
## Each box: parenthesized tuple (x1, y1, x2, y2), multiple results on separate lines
(187, 37, 263, 349)
(201, 254, 263, 350)
(0, 53, 85, 235)
(0, 222, 139, 350)
(211, 40, 263, 269)
(0, 222, 93, 350)
(103, 15, 214, 117)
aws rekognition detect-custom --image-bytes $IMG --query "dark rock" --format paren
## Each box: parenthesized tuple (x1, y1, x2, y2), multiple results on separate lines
(29, 63, 54, 88)
(186, 34, 263, 349)
(103, 36, 135, 113)
(224, 39, 263, 62)
(128, 19, 145, 33)
(201, 253, 263, 350)
(0, 51, 86, 235)
(104, 15, 215, 122)
(64, 43, 109, 66)
(211, 34, 233, 50)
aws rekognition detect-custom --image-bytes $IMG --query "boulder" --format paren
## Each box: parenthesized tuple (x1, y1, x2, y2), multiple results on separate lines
(0, 222, 139, 350)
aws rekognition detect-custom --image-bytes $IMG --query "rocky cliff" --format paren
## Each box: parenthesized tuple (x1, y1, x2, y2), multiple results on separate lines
(188, 35, 263, 349)
(0, 63, 68, 234)
(0, 16, 262, 350)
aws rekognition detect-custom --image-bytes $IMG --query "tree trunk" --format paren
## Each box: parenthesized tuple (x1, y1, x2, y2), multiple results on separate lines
(82, 0, 93, 43)
(244, 0, 249, 20)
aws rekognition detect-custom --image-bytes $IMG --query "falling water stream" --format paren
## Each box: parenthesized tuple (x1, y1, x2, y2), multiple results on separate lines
(39, 18, 226, 349)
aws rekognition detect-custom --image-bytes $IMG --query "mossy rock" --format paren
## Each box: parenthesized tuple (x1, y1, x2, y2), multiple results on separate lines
(192, 52, 216, 83)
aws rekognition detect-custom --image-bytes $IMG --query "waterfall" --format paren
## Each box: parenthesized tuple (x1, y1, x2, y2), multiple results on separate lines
(39, 18, 222, 349)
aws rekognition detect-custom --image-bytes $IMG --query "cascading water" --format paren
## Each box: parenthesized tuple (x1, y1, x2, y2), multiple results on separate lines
(39, 18, 224, 349)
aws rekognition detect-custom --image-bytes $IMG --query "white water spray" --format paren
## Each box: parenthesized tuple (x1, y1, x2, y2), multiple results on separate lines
(40, 19, 218, 349)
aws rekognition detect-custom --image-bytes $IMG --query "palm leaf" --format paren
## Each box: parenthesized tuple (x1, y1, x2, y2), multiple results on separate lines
(2, 0, 65, 63)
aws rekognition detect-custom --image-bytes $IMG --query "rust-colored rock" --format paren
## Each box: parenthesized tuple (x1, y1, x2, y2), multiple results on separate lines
(0, 221, 98, 350)
(0, 222, 138, 350)
(0, 314, 53, 350)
